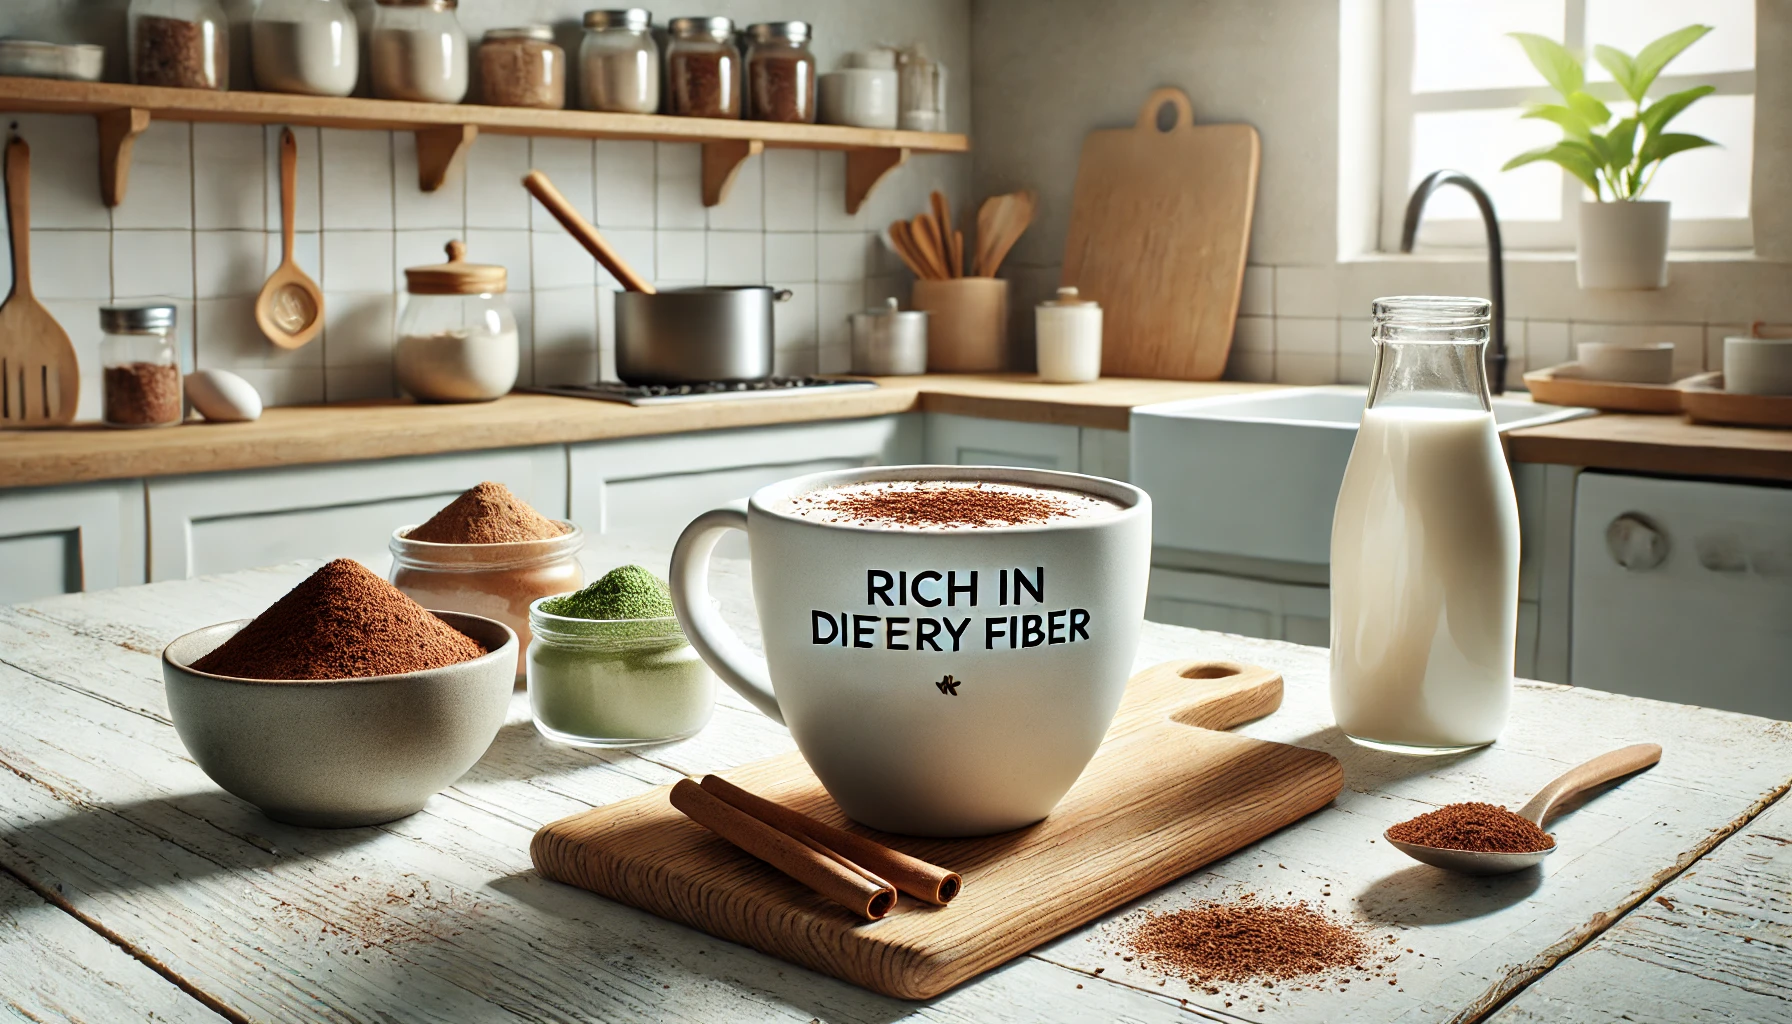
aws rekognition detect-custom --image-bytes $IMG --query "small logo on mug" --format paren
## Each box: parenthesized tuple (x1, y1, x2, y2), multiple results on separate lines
(935, 674, 961, 696)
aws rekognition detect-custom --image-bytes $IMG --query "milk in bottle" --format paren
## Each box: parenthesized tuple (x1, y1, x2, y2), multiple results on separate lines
(1329, 297, 1519, 753)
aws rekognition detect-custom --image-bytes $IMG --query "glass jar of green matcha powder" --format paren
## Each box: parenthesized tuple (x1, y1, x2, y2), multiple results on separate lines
(527, 566, 715, 746)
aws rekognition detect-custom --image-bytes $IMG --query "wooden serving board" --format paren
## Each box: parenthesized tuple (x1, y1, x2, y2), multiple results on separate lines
(532, 660, 1342, 1000)
(1061, 88, 1260, 382)
(1679, 371, 1792, 428)
(1524, 363, 1683, 414)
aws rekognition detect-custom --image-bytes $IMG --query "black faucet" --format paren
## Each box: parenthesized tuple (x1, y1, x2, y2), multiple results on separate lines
(1400, 170, 1507, 396)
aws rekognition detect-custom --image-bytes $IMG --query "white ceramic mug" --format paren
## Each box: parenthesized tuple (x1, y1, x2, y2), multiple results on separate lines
(669, 465, 1152, 837)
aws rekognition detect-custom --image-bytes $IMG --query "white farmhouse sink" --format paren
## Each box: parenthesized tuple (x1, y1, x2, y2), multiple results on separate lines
(1130, 386, 1592, 566)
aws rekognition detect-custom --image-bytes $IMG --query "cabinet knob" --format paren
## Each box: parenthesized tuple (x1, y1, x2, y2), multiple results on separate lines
(1606, 513, 1669, 571)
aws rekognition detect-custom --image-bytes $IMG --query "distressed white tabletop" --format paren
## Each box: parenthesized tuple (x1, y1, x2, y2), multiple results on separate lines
(0, 556, 1787, 1024)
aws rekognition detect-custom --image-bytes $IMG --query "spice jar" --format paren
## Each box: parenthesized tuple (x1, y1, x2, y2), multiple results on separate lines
(251, 0, 358, 97)
(100, 303, 183, 429)
(391, 525, 585, 681)
(128, 0, 229, 90)
(579, 9, 659, 113)
(896, 44, 947, 131)
(369, 0, 468, 104)
(397, 240, 519, 402)
(665, 16, 739, 118)
(526, 596, 716, 747)
(744, 21, 815, 123)
(478, 25, 564, 109)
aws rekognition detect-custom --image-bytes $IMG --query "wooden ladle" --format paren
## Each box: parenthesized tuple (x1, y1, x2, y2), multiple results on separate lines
(255, 128, 323, 349)
(0, 135, 79, 425)
(522, 169, 655, 293)
(1386, 743, 1662, 876)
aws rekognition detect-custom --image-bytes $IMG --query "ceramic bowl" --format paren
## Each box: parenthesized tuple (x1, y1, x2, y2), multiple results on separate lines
(1576, 342, 1677, 384)
(162, 611, 516, 828)
(1724, 336, 1792, 395)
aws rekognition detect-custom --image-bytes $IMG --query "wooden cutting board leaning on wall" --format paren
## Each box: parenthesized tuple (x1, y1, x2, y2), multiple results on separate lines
(1062, 87, 1260, 381)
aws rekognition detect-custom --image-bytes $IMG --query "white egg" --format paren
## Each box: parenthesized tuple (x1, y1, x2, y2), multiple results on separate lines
(185, 369, 263, 423)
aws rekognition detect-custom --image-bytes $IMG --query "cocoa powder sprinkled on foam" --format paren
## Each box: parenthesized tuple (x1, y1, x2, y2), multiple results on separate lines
(1386, 802, 1556, 853)
(1125, 896, 1378, 985)
(407, 481, 566, 544)
(789, 481, 1115, 529)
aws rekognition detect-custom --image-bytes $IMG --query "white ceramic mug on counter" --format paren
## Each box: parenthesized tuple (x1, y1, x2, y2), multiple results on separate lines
(669, 465, 1152, 837)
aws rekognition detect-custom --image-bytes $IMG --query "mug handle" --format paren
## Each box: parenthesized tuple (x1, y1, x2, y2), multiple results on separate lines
(669, 500, 785, 725)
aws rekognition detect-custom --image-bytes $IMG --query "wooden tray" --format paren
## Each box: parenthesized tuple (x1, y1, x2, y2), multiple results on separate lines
(1524, 363, 1682, 413)
(1679, 371, 1792, 429)
(532, 660, 1342, 1000)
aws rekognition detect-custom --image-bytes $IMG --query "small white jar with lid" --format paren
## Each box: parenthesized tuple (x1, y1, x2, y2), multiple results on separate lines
(251, 0, 359, 97)
(396, 240, 518, 403)
(1035, 287, 1102, 383)
(369, 0, 468, 103)
(579, 8, 659, 113)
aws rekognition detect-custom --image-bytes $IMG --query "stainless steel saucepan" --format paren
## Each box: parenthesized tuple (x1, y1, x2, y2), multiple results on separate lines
(524, 170, 786, 384)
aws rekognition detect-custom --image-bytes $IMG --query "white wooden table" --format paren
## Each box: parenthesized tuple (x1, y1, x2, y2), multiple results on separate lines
(1, 559, 1788, 1023)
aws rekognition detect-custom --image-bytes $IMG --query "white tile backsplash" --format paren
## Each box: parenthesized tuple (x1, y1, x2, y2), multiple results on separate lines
(1275, 352, 1338, 385)
(196, 230, 267, 298)
(1276, 316, 1339, 356)
(1526, 320, 1571, 370)
(263, 125, 321, 233)
(394, 132, 467, 230)
(197, 295, 322, 368)
(1232, 315, 1274, 353)
(596, 229, 653, 291)
(319, 129, 393, 231)
(655, 230, 705, 282)
(764, 149, 818, 232)
(817, 282, 859, 351)
(32, 231, 112, 298)
(595, 141, 656, 229)
(13, 114, 109, 229)
(815, 152, 868, 232)
(263, 232, 320, 290)
(706, 232, 763, 285)
(707, 153, 764, 232)
(1239, 266, 1274, 318)
(654, 143, 706, 230)
(464, 228, 532, 293)
(323, 291, 397, 367)
(112, 230, 194, 299)
(112, 121, 193, 230)
(532, 230, 596, 290)
(529, 137, 595, 231)
(193, 123, 266, 231)
(322, 231, 395, 293)
(465, 134, 532, 230)
(816, 232, 872, 283)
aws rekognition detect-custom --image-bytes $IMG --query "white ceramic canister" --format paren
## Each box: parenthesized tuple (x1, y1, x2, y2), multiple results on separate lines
(1035, 287, 1102, 383)
(817, 50, 897, 129)
(849, 297, 928, 376)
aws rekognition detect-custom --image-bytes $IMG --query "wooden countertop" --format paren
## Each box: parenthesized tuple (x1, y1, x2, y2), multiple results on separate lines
(1507, 413, 1792, 483)
(0, 375, 1272, 489)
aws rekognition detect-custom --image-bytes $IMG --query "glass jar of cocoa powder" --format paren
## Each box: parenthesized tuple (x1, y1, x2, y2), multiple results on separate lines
(665, 16, 739, 118)
(100, 303, 183, 429)
(389, 524, 585, 681)
(129, 0, 229, 90)
(478, 25, 564, 109)
(744, 21, 815, 123)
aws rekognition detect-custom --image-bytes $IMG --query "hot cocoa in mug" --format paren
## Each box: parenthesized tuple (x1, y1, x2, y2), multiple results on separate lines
(670, 466, 1151, 837)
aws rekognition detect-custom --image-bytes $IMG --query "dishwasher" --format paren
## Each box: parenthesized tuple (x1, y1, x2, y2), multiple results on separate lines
(1572, 471, 1792, 720)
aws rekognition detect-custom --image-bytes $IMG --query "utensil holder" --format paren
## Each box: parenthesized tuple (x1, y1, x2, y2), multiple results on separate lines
(912, 278, 1009, 373)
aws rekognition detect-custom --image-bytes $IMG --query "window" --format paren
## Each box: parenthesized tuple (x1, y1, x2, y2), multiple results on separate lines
(1382, 0, 1755, 251)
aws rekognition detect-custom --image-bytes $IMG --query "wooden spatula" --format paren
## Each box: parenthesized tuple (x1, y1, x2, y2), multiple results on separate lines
(974, 189, 1036, 278)
(255, 128, 324, 349)
(0, 136, 78, 426)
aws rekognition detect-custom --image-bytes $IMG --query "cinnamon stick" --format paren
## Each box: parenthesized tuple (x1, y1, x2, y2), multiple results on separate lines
(669, 779, 896, 920)
(700, 775, 963, 905)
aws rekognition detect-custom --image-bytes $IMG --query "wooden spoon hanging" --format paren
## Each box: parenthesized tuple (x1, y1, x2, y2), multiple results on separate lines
(523, 170, 655, 293)
(255, 128, 324, 349)
(0, 135, 79, 426)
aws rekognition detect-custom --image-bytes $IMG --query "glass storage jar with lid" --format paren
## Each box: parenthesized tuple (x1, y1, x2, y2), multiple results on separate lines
(129, 0, 229, 90)
(744, 21, 815, 123)
(578, 9, 658, 113)
(396, 240, 519, 403)
(665, 16, 739, 118)
(369, 0, 468, 103)
(251, 0, 359, 96)
(99, 303, 183, 429)
(478, 25, 564, 108)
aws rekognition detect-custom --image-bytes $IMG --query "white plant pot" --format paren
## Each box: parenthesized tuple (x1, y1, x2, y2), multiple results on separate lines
(1577, 200, 1670, 290)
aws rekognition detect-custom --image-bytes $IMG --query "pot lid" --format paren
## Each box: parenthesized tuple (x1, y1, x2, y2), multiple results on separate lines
(1041, 286, 1097, 307)
(857, 296, 925, 319)
(405, 240, 507, 295)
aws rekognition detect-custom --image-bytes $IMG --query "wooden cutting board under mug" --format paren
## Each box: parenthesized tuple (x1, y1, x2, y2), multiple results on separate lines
(533, 659, 1340, 1000)
(1061, 87, 1260, 381)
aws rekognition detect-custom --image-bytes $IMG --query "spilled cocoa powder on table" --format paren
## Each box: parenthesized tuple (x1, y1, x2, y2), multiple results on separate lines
(406, 481, 566, 544)
(1386, 802, 1555, 853)
(193, 559, 485, 680)
(1126, 896, 1381, 986)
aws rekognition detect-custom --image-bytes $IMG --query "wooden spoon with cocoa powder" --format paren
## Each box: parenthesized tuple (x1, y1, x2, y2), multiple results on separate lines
(1385, 743, 1661, 876)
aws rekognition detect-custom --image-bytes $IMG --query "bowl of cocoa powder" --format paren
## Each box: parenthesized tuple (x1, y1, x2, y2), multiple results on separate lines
(162, 559, 516, 828)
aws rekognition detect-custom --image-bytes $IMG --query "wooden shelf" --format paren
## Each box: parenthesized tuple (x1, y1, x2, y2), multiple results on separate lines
(0, 76, 967, 212)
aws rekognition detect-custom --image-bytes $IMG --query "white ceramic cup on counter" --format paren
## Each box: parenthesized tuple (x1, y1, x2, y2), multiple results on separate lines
(668, 465, 1151, 837)
(1036, 286, 1103, 383)
(1724, 335, 1792, 395)
(1575, 341, 1677, 384)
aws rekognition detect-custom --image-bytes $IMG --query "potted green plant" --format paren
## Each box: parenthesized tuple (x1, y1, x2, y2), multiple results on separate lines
(1502, 25, 1717, 289)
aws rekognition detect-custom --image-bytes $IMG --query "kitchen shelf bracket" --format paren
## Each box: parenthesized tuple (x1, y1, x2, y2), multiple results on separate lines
(701, 139, 764, 207)
(415, 123, 477, 192)
(844, 147, 909, 215)
(96, 107, 150, 207)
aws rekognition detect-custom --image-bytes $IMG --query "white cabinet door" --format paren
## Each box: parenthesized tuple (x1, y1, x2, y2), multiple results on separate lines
(1572, 472, 1792, 719)
(146, 447, 566, 581)
(923, 413, 1082, 472)
(1145, 566, 1331, 647)
(569, 415, 922, 555)
(0, 482, 146, 603)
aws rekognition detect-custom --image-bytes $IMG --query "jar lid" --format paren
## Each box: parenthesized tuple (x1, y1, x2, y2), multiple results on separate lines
(376, 0, 457, 7)
(746, 21, 811, 45)
(100, 302, 176, 332)
(1041, 286, 1097, 308)
(584, 8, 652, 30)
(405, 240, 507, 295)
(668, 16, 732, 39)
(485, 25, 553, 42)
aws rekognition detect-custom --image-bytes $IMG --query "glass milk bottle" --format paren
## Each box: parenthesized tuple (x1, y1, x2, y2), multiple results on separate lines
(1329, 296, 1519, 754)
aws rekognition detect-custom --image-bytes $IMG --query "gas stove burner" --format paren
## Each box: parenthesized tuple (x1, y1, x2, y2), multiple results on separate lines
(527, 376, 878, 406)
